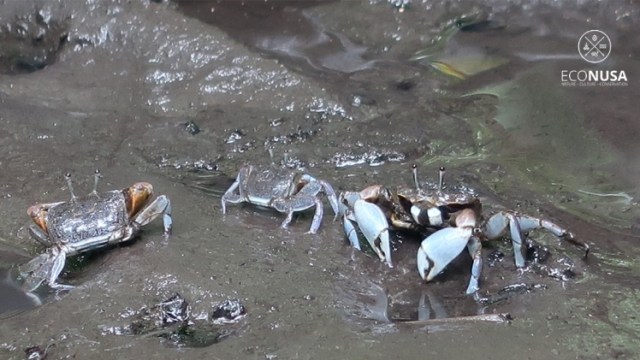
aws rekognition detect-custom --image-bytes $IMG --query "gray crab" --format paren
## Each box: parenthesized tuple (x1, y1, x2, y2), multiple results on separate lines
(221, 165, 339, 233)
(20, 171, 172, 292)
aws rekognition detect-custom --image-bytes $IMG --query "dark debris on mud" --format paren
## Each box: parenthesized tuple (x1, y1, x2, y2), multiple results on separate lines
(101, 293, 246, 348)
(0, 9, 69, 74)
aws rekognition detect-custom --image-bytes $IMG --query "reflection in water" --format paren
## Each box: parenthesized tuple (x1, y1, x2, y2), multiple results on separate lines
(334, 224, 587, 330)
(175, 0, 376, 73)
(0, 268, 40, 317)
(0, 241, 43, 316)
(336, 273, 519, 332)
(417, 290, 447, 321)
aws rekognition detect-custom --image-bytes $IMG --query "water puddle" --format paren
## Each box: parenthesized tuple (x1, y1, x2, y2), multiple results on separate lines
(175, 0, 376, 74)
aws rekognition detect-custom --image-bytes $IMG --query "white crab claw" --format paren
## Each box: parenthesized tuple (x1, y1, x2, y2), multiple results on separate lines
(342, 210, 361, 251)
(339, 192, 362, 213)
(353, 199, 393, 267)
(417, 226, 472, 281)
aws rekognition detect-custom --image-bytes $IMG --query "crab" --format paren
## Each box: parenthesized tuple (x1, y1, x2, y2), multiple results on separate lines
(340, 166, 476, 267)
(19, 171, 172, 292)
(340, 165, 589, 294)
(221, 165, 340, 234)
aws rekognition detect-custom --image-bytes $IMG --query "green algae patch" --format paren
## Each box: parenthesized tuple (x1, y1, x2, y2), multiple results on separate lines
(561, 289, 640, 358)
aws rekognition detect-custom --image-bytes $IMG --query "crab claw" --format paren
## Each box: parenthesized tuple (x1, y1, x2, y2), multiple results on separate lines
(27, 202, 63, 234)
(27, 205, 49, 233)
(417, 226, 473, 282)
(338, 191, 362, 215)
(352, 199, 393, 267)
(342, 211, 361, 251)
(125, 182, 154, 218)
(418, 208, 481, 294)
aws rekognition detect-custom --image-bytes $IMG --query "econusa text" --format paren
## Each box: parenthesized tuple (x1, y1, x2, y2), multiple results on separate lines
(561, 70, 628, 82)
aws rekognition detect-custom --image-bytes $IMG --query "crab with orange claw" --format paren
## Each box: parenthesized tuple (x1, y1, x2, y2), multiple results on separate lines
(340, 165, 589, 294)
(221, 165, 339, 234)
(19, 171, 172, 292)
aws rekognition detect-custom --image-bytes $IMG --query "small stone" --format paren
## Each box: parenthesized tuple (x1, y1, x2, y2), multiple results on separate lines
(211, 299, 246, 324)
(158, 293, 190, 325)
(25, 345, 52, 360)
(183, 120, 201, 135)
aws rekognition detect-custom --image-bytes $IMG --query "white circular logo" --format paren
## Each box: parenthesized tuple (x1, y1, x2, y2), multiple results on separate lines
(578, 30, 611, 63)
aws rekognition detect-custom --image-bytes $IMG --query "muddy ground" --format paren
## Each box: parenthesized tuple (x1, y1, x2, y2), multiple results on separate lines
(0, 0, 639, 359)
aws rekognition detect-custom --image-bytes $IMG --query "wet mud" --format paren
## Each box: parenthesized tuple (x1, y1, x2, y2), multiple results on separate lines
(0, 0, 639, 359)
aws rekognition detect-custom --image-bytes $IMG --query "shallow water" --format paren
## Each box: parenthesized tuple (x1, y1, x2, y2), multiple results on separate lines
(0, 0, 639, 359)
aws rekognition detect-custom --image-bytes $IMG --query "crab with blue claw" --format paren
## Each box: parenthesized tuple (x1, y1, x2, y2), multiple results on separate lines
(340, 187, 394, 267)
(20, 171, 172, 292)
(339, 166, 474, 268)
(341, 165, 589, 294)
(221, 165, 340, 234)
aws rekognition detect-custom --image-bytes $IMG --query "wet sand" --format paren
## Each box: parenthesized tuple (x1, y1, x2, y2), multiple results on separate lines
(0, 0, 639, 359)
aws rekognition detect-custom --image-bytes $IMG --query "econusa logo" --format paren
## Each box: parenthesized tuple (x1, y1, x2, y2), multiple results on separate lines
(578, 30, 611, 64)
(561, 70, 628, 82)
(560, 30, 628, 87)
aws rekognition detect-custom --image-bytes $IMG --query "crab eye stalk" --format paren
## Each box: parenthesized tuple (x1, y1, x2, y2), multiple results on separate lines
(124, 182, 153, 217)
(91, 169, 103, 196)
(65, 172, 78, 202)
(438, 167, 445, 192)
(412, 164, 421, 191)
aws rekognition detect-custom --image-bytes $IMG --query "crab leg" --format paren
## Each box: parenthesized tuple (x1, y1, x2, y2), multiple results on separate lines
(307, 198, 324, 234)
(280, 210, 294, 230)
(274, 181, 326, 233)
(518, 215, 588, 254)
(300, 174, 340, 216)
(353, 199, 392, 267)
(483, 211, 588, 268)
(221, 180, 241, 214)
(20, 247, 72, 292)
(28, 225, 56, 247)
(483, 212, 525, 267)
(465, 236, 483, 294)
(291, 180, 322, 234)
(277, 198, 324, 234)
(133, 195, 172, 235)
(320, 180, 340, 216)
(221, 166, 251, 214)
